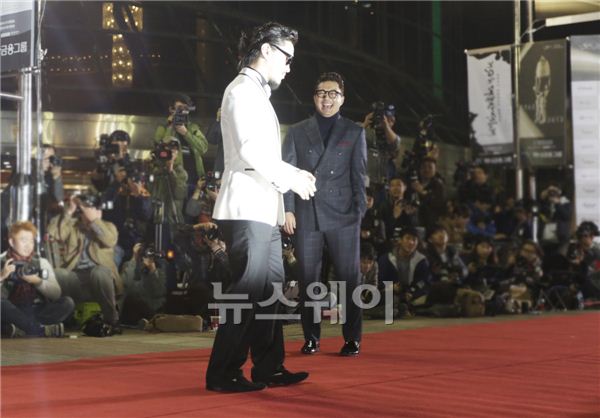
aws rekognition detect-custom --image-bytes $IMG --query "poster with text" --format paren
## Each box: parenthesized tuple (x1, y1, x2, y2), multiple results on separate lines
(0, 1, 34, 73)
(467, 46, 514, 165)
(518, 40, 568, 167)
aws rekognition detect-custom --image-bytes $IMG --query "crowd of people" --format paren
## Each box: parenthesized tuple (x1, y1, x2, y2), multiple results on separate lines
(1, 88, 599, 341)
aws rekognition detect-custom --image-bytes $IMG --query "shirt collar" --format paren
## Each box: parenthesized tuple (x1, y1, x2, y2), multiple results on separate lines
(240, 67, 271, 98)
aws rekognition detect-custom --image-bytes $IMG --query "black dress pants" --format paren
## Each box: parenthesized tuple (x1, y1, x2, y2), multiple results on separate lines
(205, 220, 286, 384)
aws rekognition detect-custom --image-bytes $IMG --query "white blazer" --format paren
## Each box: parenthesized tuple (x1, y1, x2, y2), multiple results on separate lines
(212, 67, 299, 226)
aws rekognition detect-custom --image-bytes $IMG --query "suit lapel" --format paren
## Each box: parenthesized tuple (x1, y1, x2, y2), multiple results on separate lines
(324, 116, 347, 153)
(304, 116, 324, 156)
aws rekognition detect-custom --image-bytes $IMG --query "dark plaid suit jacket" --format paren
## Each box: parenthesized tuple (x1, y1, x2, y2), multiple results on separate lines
(283, 114, 367, 232)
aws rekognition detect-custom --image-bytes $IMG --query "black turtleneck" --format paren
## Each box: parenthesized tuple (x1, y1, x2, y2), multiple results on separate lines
(315, 112, 339, 149)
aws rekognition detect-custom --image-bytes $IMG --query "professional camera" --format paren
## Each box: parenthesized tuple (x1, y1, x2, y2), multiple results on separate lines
(203, 171, 221, 192)
(98, 134, 121, 158)
(370, 101, 396, 150)
(282, 233, 294, 251)
(125, 161, 151, 184)
(400, 114, 436, 188)
(48, 155, 63, 167)
(152, 140, 180, 162)
(453, 161, 474, 188)
(172, 105, 196, 126)
(199, 225, 220, 241)
(6, 259, 48, 282)
(75, 192, 114, 212)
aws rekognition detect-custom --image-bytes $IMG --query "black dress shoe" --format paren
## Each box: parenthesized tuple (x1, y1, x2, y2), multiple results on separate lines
(301, 339, 320, 354)
(206, 375, 267, 393)
(252, 367, 309, 387)
(340, 341, 360, 356)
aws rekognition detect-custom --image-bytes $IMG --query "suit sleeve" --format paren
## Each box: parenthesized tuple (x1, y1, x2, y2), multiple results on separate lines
(226, 87, 299, 193)
(352, 127, 368, 217)
(282, 126, 298, 213)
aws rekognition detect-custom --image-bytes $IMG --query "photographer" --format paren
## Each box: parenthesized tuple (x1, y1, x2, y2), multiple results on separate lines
(564, 222, 600, 301)
(458, 164, 496, 209)
(166, 222, 229, 320)
(539, 184, 572, 245)
(1, 144, 64, 252)
(361, 103, 401, 187)
(102, 162, 153, 266)
(424, 225, 467, 285)
(185, 172, 220, 224)
(91, 130, 132, 193)
(378, 177, 418, 242)
(47, 192, 123, 335)
(154, 94, 208, 189)
(1, 221, 74, 338)
(119, 242, 167, 326)
(410, 157, 446, 231)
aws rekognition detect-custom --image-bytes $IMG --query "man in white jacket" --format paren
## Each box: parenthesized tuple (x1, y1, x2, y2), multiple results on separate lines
(206, 22, 316, 393)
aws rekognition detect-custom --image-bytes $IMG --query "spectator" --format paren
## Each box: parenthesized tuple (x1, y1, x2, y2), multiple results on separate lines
(439, 204, 471, 252)
(378, 227, 431, 315)
(154, 94, 208, 189)
(466, 197, 497, 239)
(463, 235, 499, 300)
(539, 184, 572, 245)
(119, 243, 167, 326)
(565, 221, 600, 301)
(360, 187, 386, 254)
(424, 225, 467, 285)
(458, 164, 496, 208)
(1, 221, 74, 338)
(48, 193, 123, 335)
(378, 177, 418, 241)
(410, 157, 446, 231)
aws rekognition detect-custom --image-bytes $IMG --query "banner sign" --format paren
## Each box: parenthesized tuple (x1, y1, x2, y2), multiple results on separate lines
(467, 46, 514, 165)
(518, 40, 568, 167)
(571, 35, 600, 226)
(0, 0, 34, 73)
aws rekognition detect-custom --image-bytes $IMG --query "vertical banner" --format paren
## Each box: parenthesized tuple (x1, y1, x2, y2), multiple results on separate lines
(466, 46, 514, 165)
(0, 0, 35, 73)
(518, 40, 568, 167)
(571, 35, 600, 226)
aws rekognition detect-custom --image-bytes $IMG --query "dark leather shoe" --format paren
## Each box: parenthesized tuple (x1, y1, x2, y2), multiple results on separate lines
(340, 341, 360, 356)
(301, 339, 320, 354)
(252, 368, 309, 387)
(206, 375, 267, 393)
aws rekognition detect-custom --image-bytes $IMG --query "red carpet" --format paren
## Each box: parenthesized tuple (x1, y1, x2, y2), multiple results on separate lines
(2, 313, 599, 418)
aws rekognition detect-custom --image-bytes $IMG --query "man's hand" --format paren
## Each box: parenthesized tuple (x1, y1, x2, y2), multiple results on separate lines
(174, 124, 188, 136)
(80, 205, 102, 223)
(0, 258, 15, 282)
(362, 112, 374, 129)
(21, 272, 42, 286)
(411, 180, 425, 195)
(142, 257, 157, 273)
(51, 165, 62, 180)
(291, 170, 316, 200)
(283, 212, 296, 235)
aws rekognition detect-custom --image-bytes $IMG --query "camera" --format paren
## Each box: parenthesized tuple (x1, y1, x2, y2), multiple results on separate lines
(200, 225, 220, 241)
(8, 259, 48, 281)
(282, 234, 293, 251)
(152, 140, 179, 162)
(75, 193, 113, 212)
(203, 171, 221, 192)
(370, 102, 396, 150)
(172, 105, 195, 126)
(48, 155, 63, 167)
(98, 134, 121, 158)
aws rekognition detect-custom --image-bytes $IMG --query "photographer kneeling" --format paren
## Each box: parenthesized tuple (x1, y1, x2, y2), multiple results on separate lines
(1, 221, 74, 338)
(48, 193, 123, 335)
(120, 242, 167, 326)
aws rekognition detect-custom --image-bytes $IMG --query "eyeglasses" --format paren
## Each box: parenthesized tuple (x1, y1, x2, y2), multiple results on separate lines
(314, 89, 343, 99)
(270, 44, 293, 66)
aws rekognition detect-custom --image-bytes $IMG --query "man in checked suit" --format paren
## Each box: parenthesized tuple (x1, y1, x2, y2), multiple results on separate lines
(283, 72, 367, 356)
(206, 22, 316, 393)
